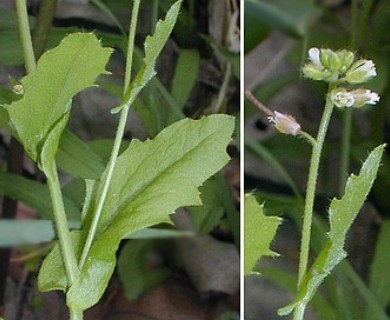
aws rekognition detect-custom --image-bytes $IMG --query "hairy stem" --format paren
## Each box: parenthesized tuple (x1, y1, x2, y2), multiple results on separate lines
(78, 0, 141, 269)
(294, 86, 335, 320)
(339, 109, 352, 195)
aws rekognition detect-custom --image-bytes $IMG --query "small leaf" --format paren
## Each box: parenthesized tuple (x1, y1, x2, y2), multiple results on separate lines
(244, 194, 281, 276)
(278, 144, 385, 316)
(111, 0, 182, 113)
(5, 33, 112, 172)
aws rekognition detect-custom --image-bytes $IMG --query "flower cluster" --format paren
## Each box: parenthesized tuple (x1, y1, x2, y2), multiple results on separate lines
(302, 47, 380, 109)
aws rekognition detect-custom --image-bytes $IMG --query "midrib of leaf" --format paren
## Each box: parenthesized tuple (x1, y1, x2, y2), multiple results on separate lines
(97, 123, 226, 235)
(48, 41, 90, 125)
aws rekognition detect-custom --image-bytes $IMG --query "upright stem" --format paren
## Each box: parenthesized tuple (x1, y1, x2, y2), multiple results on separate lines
(339, 109, 352, 195)
(32, 0, 58, 58)
(15, 0, 36, 73)
(296, 87, 335, 290)
(46, 162, 80, 284)
(78, 0, 141, 269)
(13, 1, 81, 319)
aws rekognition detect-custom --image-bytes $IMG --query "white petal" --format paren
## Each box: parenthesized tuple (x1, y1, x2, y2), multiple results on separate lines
(308, 47, 322, 68)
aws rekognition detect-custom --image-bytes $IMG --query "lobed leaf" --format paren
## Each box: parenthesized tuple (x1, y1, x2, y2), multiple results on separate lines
(244, 194, 281, 276)
(111, 0, 182, 113)
(38, 114, 234, 310)
(5, 33, 112, 173)
(189, 177, 225, 235)
(278, 144, 385, 316)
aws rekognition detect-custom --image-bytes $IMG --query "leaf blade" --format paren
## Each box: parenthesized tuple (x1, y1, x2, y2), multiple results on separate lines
(278, 144, 385, 316)
(67, 114, 235, 310)
(244, 194, 281, 276)
(5, 33, 112, 170)
(111, 0, 182, 113)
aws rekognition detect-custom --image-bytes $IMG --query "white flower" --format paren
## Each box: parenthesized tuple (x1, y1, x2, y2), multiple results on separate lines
(344, 59, 377, 83)
(350, 89, 380, 108)
(330, 87, 380, 108)
(331, 88, 355, 108)
(268, 111, 301, 135)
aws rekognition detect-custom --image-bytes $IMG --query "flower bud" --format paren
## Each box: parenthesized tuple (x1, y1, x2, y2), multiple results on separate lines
(12, 84, 24, 95)
(302, 64, 324, 81)
(327, 49, 342, 72)
(338, 50, 355, 73)
(268, 111, 301, 135)
(344, 59, 377, 83)
(303, 47, 357, 83)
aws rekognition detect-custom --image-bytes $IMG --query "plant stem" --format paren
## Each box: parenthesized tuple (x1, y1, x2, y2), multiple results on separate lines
(124, 0, 141, 90)
(294, 87, 335, 320)
(339, 109, 352, 195)
(32, 0, 58, 58)
(78, 0, 141, 269)
(47, 162, 80, 284)
(70, 310, 83, 320)
(15, 0, 36, 73)
(152, 0, 159, 30)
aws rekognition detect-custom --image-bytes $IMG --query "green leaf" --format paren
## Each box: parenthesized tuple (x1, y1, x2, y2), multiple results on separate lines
(244, 0, 321, 39)
(117, 240, 170, 300)
(125, 228, 192, 239)
(0, 220, 79, 247)
(369, 220, 390, 310)
(39, 231, 82, 292)
(0, 172, 80, 220)
(111, 0, 182, 113)
(5, 33, 112, 173)
(278, 144, 385, 316)
(189, 177, 225, 234)
(244, 194, 281, 276)
(171, 49, 200, 110)
(56, 130, 105, 179)
(39, 114, 234, 310)
(0, 9, 35, 65)
(0, 220, 186, 247)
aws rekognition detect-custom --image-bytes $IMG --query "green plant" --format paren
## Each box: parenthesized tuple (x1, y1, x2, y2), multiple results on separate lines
(245, 47, 385, 319)
(0, 0, 235, 318)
